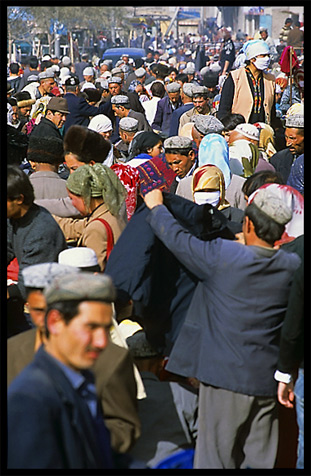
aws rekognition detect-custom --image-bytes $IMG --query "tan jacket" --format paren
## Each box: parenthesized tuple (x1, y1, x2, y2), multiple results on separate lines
(178, 107, 199, 134)
(54, 203, 127, 271)
(7, 328, 141, 453)
(231, 67, 275, 125)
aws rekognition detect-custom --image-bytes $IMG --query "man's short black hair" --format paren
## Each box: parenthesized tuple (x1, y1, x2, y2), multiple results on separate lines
(29, 56, 39, 69)
(165, 147, 193, 157)
(175, 73, 188, 84)
(10, 63, 20, 75)
(45, 300, 81, 337)
(7, 165, 34, 206)
(244, 202, 285, 246)
(220, 113, 246, 131)
(242, 171, 284, 198)
(150, 81, 166, 98)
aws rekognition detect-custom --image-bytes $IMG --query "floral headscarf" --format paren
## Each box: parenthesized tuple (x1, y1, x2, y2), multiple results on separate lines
(248, 183, 304, 245)
(198, 133, 231, 189)
(253, 122, 277, 160)
(66, 163, 127, 216)
(192, 164, 230, 210)
(111, 163, 141, 220)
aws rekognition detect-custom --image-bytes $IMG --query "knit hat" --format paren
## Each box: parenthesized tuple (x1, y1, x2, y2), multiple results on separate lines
(27, 136, 64, 164)
(64, 125, 111, 163)
(44, 272, 116, 305)
(250, 187, 293, 225)
(66, 163, 126, 216)
(22, 262, 79, 290)
(234, 123, 260, 141)
(285, 114, 304, 128)
(243, 39, 270, 60)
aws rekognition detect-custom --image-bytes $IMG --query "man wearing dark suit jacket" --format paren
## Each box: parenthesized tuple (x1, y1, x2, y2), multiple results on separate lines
(8, 272, 116, 469)
(152, 81, 182, 137)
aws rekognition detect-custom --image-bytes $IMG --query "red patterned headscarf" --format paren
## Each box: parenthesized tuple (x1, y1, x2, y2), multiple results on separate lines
(111, 163, 141, 221)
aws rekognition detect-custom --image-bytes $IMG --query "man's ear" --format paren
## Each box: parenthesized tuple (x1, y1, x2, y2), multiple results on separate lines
(46, 309, 64, 336)
(189, 150, 195, 164)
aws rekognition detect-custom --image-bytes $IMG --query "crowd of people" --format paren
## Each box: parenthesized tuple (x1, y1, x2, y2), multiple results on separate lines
(7, 18, 304, 470)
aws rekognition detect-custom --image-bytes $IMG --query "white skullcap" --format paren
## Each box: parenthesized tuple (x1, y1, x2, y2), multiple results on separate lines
(80, 82, 96, 92)
(88, 114, 113, 133)
(83, 66, 94, 76)
(235, 123, 260, 141)
(58, 247, 99, 268)
(243, 40, 270, 60)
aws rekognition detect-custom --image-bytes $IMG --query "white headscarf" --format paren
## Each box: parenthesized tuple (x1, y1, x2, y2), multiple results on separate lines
(88, 114, 113, 134)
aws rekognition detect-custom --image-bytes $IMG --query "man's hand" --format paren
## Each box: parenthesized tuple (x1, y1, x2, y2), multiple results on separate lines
(277, 381, 295, 408)
(144, 189, 163, 210)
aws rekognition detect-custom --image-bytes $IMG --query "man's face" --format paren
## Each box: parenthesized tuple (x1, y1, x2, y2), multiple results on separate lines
(260, 31, 268, 40)
(108, 83, 121, 96)
(112, 104, 126, 118)
(122, 56, 129, 64)
(26, 290, 47, 331)
(285, 128, 304, 155)
(41, 78, 55, 94)
(193, 96, 209, 114)
(7, 196, 23, 219)
(11, 105, 19, 124)
(166, 151, 195, 178)
(83, 74, 94, 83)
(100, 130, 112, 141)
(65, 152, 85, 174)
(168, 91, 180, 105)
(100, 64, 108, 74)
(48, 111, 67, 128)
(51, 301, 113, 370)
(18, 105, 31, 119)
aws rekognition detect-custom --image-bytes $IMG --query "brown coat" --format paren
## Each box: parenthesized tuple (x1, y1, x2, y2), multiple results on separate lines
(54, 203, 127, 271)
(7, 329, 141, 453)
(231, 67, 275, 125)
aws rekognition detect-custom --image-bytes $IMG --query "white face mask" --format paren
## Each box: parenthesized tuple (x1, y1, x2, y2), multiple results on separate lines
(253, 56, 270, 71)
(194, 191, 220, 207)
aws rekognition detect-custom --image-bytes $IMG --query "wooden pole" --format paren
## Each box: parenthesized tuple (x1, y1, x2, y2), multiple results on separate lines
(289, 46, 293, 106)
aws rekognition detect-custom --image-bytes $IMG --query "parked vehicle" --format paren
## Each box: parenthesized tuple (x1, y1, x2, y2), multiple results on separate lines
(101, 47, 145, 66)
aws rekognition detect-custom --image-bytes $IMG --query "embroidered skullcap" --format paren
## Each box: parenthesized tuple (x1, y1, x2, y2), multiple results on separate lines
(235, 123, 259, 141)
(243, 39, 270, 60)
(111, 95, 130, 105)
(249, 186, 292, 225)
(66, 163, 127, 216)
(108, 76, 122, 84)
(126, 330, 160, 358)
(44, 272, 116, 304)
(134, 67, 146, 78)
(164, 136, 192, 150)
(27, 74, 39, 83)
(88, 114, 113, 133)
(82, 66, 94, 76)
(111, 67, 123, 75)
(286, 103, 303, 117)
(119, 117, 138, 132)
(194, 115, 224, 135)
(22, 262, 79, 290)
(80, 82, 96, 92)
(166, 81, 181, 93)
(285, 114, 304, 128)
(58, 248, 99, 268)
(38, 69, 54, 80)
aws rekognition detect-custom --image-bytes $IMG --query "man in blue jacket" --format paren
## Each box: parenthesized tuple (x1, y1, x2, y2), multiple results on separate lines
(144, 186, 300, 469)
(63, 75, 101, 133)
(8, 273, 116, 469)
(152, 82, 182, 137)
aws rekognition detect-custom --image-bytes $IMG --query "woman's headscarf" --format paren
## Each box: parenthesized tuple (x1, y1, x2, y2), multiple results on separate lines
(198, 133, 231, 189)
(248, 183, 304, 245)
(229, 139, 259, 178)
(111, 163, 141, 221)
(253, 122, 277, 160)
(191, 164, 230, 210)
(66, 163, 127, 216)
(128, 131, 161, 160)
(88, 114, 113, 134)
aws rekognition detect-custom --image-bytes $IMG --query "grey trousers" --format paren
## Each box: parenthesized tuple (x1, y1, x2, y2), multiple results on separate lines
(194, 383, 278, 469)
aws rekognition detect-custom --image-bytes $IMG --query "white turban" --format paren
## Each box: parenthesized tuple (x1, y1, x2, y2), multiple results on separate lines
(88, 114, 113, 133)
(243, 40, 270, 60)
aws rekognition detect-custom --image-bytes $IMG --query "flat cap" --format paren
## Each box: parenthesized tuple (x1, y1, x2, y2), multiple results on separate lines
(111, 94, 130, 105)
(47, 97, 69, 114)
(194, 114, 224, 135)
(44, 272, 116, 304)
(166, 81, 181, 93)
(126, 330, 160, 358)
(119, 116, 139, 132)
(164, 135, 192, 150)
(182, 82, 194, 98)
(82, 66, 94, 76)
(22, 262, 79, 290)
(251, 187, 292, 225)
(108, 76, 122, 84)
(235, 123, 259, 141)
(27, 74, 39, 83)
(38, 70, 54, 81)
(192, 85, 208, 97)
(285, 114, 304, 128)
(58, 247, 99, 268)
(135, 67, 146, 78)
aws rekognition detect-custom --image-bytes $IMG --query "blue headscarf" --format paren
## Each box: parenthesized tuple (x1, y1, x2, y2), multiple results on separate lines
(198, 133, 231, 189)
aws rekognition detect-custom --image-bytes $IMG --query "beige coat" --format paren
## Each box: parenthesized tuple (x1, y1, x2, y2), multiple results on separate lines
(54, 203, 127, 271)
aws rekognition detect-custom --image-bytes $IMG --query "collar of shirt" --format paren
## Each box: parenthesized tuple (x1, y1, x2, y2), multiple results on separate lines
(176, 162, 197, 182)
